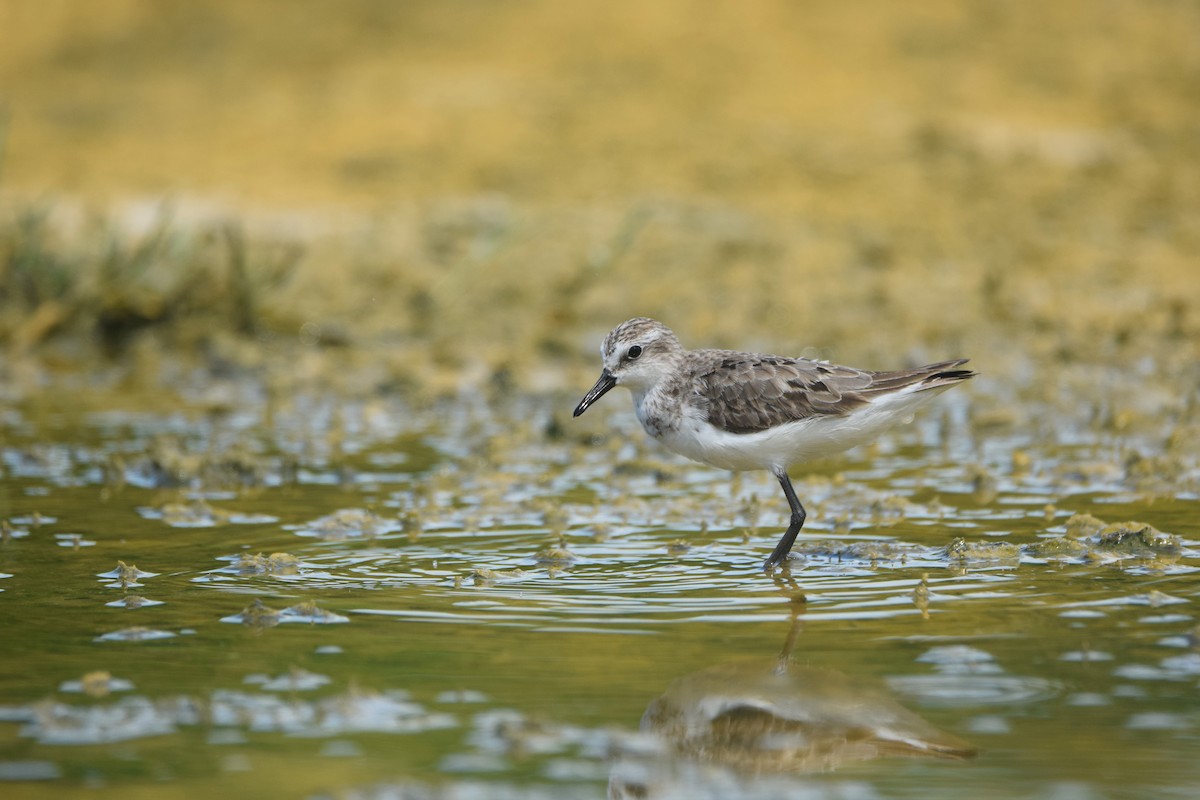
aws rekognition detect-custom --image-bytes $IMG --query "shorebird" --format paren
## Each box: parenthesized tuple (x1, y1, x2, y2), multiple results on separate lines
(573, 318, 974, 571)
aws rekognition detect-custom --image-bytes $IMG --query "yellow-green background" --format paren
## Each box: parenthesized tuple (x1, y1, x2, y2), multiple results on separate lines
(2, 0, 1197, 385)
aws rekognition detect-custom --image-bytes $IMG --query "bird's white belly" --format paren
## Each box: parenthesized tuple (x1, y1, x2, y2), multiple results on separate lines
(652, 385, 947, 472)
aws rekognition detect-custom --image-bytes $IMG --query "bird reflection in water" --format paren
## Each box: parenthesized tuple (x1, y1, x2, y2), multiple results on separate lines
(611, 583, 975, 798)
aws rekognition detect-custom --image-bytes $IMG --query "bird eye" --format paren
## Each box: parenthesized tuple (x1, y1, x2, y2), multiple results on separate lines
(627, 345, 643, 360)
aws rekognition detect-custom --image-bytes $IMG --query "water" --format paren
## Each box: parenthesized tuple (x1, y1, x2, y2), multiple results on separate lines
(2, 370, 1199, 799)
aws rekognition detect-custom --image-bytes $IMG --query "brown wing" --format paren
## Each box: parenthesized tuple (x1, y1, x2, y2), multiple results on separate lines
(692, 351, 973, 435)
(691, 351, 873, 434)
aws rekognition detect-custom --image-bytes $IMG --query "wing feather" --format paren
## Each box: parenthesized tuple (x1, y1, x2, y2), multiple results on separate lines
(691, 351, 972, 435)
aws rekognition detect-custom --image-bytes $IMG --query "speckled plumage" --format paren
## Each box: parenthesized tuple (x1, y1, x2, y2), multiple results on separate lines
(574, 318, 975, 570)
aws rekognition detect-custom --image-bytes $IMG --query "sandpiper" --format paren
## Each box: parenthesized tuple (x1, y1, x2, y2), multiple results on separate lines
(573, 318, 974, 571)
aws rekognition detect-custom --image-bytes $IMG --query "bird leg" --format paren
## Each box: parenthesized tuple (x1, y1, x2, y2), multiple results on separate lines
(764, 469, 806, 571)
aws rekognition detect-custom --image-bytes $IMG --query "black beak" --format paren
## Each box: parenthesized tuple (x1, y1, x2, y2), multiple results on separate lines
(573, 369, 617, 417)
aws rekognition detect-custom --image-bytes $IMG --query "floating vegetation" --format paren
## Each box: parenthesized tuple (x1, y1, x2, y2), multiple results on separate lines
(1026, 537, 1092, 561)
(58, 672, 135, 697)
(9, 513, 56, 527)
(1065, 515, 1108, 542)
(117, 440, 277, 491)
(221, 598, 281, 629)
(790, 539, 925, 566)
(466, 708, 660, 762)
(533, 546, 577, 568)
(220, 552, 302, 576)
(207, 688, 455, 736)
(23, 696, 181, 744)
(436, 690, 489, 704)
(889, 673, 1060, 708)
(0, 761, 62, 781)
(665, 539, 692, 556)
(469, 568, 529, 587)
(53, 533, 96, 549)
(401, 509, 424, 541)
(1060, 650, 1114, 663)
(966, 465, 999, 505)
(220, 598, 349, 627)
(1096, 522, 1180, 557)
(868, 495, 911, 523)
(288, 509, 400, 541)
(136, 500, 277, 528)
(1113, 652, 1200, 682)
(912, 574, 931, 619)
(16, 686, 453, 745)
(96, 561, 159, 588)
(915, 646, 1003, 673)
(1, 521, 29, 541)
(93, 627, 178, 643)
(104, 595, 165, 609)
(279, 601, 350, 624)
(1030, 515, 1188, 565)
(244, 669, 332, 692)
(943, 539, 1022, 563)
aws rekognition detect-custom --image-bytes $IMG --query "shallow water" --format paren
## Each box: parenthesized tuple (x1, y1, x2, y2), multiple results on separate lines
(1, 371, 1199, 800)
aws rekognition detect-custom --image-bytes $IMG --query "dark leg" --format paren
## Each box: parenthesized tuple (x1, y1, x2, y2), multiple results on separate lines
(763, 469, 806, 571)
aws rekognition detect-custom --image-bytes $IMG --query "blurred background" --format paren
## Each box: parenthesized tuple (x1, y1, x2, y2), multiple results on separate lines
(1, 0, 1198, 389)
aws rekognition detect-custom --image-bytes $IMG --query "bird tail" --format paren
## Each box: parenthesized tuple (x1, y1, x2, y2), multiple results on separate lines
(915, 359, 975, 391)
